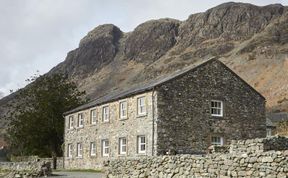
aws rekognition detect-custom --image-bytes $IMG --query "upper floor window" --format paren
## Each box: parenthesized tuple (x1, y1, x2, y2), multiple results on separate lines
(102, 139, 109, 157)
(211, 136, 223, 146)
(211, 100, 223, 117)
(78, 113, 84, 127)
(137, 135, 146, 154)
(68, 116, 74, 129)
(119, 101, 127, 119)
(90, 142, 96, 156)
(119, 137, 127, 155)
(76, 143, 83, 158)
(102, 106, 109, 122)
(67, 144, 72, 158)
(137, 96, 146, 115)
(90, 109, 97, 125)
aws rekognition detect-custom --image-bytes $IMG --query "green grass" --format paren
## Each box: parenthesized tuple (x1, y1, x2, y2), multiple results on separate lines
(54, 169, 103, 173)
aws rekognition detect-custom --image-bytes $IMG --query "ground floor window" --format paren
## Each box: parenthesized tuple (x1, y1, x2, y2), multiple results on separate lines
(76, 143, 83, 157)
(67, 144, 72, 158)
(102, 140, 109, 157)
(90, 142, 96, 156)
(119, 137, 127, 155)
(266, 128, 272, 137)
(211, 136, 224, 146)
(137, 135, 146, 154)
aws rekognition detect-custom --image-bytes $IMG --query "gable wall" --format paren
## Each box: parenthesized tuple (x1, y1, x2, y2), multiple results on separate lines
(156, 60, 266, 154)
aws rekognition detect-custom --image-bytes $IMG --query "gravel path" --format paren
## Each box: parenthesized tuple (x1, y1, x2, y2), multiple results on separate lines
(50, 171, 104, 178)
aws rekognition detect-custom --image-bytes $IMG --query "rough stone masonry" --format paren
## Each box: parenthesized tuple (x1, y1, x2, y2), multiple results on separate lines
(106, 136, 288, 178)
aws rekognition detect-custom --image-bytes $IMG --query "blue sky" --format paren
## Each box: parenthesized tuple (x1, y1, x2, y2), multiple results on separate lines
(0, 0, 287, 98)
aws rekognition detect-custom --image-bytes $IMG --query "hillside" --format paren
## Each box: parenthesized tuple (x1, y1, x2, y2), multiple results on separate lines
(1, 2, 288, 133)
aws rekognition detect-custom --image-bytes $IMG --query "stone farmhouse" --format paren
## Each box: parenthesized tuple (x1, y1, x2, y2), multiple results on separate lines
(63, 59, 266, 169)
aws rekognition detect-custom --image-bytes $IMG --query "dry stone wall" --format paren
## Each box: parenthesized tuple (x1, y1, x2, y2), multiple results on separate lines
(106, 136, 288, 178)
(0, 161, 51, 177)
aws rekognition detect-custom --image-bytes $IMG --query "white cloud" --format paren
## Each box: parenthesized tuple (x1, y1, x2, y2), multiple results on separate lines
(0, 0, 287, 97)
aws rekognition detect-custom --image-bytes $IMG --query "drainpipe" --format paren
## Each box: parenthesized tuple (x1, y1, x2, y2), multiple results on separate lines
(152, 88, 155, 156)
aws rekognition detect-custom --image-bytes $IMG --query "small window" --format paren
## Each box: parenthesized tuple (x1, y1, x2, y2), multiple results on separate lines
(137, 136, 146, 154)
(119, 137, 127, 155)
(267, 128, 272, 137)
(211, 100, 223, 117)
(102, 106, 109, 122)
(102, 140, 109, 157)
(90, 109, 97, 125)
(137, 97, 146, 115)
(76, 143, 83, 157)
(119, 101, 127, 119)
(68, 116, 74, 129)
(211, 136, 224, 146)
(78, 113, 84, 127)
(90, 142, 96, 156)
(67, 144, 72, 158)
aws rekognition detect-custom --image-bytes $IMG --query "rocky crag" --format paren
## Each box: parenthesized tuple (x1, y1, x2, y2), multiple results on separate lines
(1, 2, 288, 133)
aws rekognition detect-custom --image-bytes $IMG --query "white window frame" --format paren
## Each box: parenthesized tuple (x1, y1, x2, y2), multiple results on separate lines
(90, 109, 97, 125)
(78, 113, 84, 128)
(137, 135, 146, 154)
(68, 116, 74, 129)
(76, 143, 83, 158)
(67, 144, 72, 158)
(267, 128, 272, 137)
(90, 142, 96, 156)
(102, 106, 109, 122)
(119, 101, 128, 119)
(137, 96, 146, 116)
(102, 140, 109, 157)
(211, 136, 224, 146)
(119, 137, 127, 155)
(211, 100, 223, 117)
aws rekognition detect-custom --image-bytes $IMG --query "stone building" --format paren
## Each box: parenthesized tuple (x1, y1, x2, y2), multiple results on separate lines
(63, 59, 266, 169)
(266, 112, 288, 136)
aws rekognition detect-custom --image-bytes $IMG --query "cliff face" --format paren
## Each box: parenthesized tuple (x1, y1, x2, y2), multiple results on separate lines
(1, 2, 288, 132)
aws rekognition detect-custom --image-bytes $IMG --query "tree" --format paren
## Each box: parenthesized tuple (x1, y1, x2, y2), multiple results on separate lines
(5, 73, 86, 158)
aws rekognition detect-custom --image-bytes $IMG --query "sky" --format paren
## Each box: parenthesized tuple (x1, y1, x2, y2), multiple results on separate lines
(0, 0, 287, 98)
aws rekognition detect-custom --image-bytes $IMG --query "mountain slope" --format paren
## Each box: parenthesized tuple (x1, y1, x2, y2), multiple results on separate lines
(1, 2, 288, 134)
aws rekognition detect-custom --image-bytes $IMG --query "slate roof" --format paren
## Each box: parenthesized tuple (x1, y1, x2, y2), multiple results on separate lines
(267, 112, 288, 124)
(64, 58, 265, 115)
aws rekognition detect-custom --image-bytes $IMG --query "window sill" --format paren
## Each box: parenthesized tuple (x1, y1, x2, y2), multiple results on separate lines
(90, 155, 96, 157)
(211, 115, 224, 119)
(118, 154, 127, 157)
(75, 156, 83, 159)
(119, 117, 128, 121)
(136, 114, 147, 118)
(136, 153, 147, 156)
